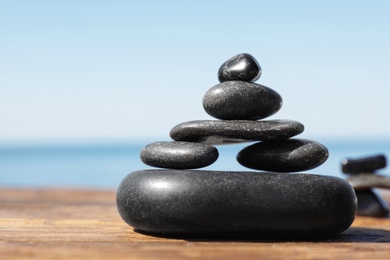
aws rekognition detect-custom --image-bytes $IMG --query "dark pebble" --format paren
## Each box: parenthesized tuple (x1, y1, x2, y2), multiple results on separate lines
(169, 120, 304, 145)
(117, 170, 357, 238)
(237, 139, 329, 172)
(140, 141, 218, 169)
(356, 189, 389, 217)
(341, 154, 387, 174)
(218, 53, 261, 82)
(202, 81, 282, 120)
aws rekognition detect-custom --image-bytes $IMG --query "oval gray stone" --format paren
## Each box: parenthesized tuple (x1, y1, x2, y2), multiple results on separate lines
(169, 120, 304, 145)
(203, 81, 282, 120)
(117, 170, 357, 238)
(237, 139, 329, 172)
(140, 141, 218, 169)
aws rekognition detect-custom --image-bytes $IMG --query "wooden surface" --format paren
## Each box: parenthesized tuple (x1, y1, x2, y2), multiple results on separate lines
(1, 188, 390, 259)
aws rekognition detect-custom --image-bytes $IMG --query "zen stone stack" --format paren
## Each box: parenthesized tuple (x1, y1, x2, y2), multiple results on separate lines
(342, 154, 389, 217)
(117, 53, 357, 239)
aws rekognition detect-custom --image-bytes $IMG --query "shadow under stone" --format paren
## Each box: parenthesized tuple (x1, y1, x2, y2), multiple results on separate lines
(134, 227, 390, 243)
(334, 227, 390, 243)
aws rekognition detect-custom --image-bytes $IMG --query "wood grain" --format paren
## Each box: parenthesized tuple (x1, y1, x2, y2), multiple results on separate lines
(1, 188, 390, 259)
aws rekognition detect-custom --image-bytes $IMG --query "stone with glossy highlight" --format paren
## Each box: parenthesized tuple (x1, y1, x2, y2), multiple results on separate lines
(169, 119, 304, 145)
(203, 81, 282, 120)
(237, 139, 329, 172)
(218, 53, 262, 82)
(116, 170, 357, 238)
(140, 141, 218, 169)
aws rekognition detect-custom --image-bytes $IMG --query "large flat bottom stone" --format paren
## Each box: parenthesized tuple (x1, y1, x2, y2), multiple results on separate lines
(117, 170, 357, 239)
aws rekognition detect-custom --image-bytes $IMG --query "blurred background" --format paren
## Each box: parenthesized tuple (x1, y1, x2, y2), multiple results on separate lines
(1, 0, 389, 188)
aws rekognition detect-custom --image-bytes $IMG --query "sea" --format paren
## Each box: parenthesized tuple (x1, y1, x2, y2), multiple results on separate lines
(1, 139, 390, 188)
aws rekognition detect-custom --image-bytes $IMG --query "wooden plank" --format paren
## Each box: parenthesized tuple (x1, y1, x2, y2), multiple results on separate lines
(1, 188, 390, 259)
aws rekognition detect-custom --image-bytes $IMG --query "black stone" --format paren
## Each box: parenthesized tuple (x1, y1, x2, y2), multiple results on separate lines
(218, 53, 261, 82)
(341, 154, 387, 174)
(116, 170, 357, 238)
(140, 141, 218, 169)
(169, 120, 304, 145)
(237, 139, 329, 172)
(202, 81, 282, 120)
(356, 189, 389, 217)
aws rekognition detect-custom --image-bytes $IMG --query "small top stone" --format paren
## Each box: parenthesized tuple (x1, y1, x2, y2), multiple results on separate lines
(218, 53, 262, 83)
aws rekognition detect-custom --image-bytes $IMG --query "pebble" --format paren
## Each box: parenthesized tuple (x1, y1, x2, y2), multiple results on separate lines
(356, 189, 389, 217)
(140, 141, 218, 169)
(341, 154, 387, 174)
(346, 174, 390, 190)
(117, 170, 357, 238)
(218, 53, 262, 82)
(169, 120, 304, 145)
(237, 139, 329, 172)
(203, 81, 282, 120)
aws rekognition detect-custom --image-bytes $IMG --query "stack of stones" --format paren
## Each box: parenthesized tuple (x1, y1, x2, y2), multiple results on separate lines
(117, 54, 357, 239)
(141, 53, 328, 172)
(342, 154, 389, 217)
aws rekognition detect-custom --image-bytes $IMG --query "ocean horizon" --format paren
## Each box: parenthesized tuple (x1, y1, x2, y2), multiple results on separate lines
(1, 138, 390, 188)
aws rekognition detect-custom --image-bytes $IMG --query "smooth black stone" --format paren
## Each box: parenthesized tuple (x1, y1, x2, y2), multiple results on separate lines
(218, 53, 261, 82)
(202, 81, 282, 120)
(116, 170, 357, 238)
(237, 139, 329, 172)
(169, 120, 304, 145)
(140, 141, 218, 169)
(341, 154, 387, 174)
(356, 189, 389, 217)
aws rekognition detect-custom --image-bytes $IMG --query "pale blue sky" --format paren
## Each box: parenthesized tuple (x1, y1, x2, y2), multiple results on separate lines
(1, 1, 389, 144)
